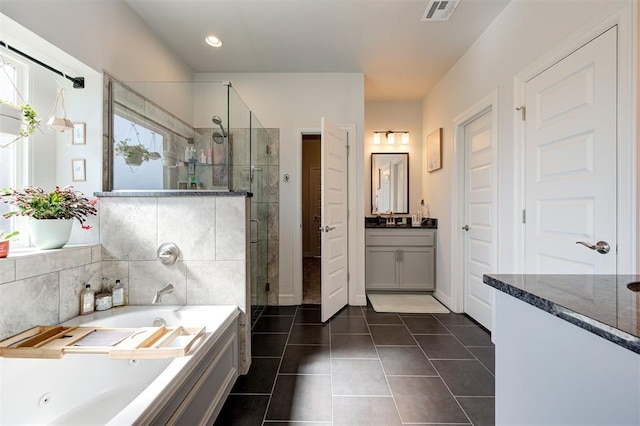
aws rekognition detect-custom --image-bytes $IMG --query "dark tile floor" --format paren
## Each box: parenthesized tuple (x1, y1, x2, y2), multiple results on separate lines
(215, 304, 495, 426)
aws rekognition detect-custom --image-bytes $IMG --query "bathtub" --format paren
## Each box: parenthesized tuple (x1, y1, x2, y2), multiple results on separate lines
(0, 305, 240, 425)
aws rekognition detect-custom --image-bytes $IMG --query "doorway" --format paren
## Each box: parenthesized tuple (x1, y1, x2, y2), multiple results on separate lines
(302, 134, 321, 304)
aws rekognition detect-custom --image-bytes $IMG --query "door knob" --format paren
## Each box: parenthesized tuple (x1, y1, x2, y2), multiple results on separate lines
(576, 240, 610, 254)
(320, 226, 336, 233)
(461, 225, 470, 231)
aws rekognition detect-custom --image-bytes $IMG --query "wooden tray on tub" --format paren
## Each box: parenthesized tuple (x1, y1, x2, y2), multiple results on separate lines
(0, 325, 206, 359)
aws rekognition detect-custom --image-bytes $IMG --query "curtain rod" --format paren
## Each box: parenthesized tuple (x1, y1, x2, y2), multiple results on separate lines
(0, 40, 85, 89)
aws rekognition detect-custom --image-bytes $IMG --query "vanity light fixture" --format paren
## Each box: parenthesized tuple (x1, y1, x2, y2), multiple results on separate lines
(205, 35, 222, 47)
(372, 130, 410, 145)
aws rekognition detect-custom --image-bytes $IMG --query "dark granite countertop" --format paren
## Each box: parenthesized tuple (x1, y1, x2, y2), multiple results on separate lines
(95, 190, 251, 197)
(484, 274, 640, 354)
(365, 217, 438, 229)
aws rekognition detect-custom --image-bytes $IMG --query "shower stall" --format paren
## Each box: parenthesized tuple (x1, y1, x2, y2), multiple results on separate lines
(104, 77, 271, 313)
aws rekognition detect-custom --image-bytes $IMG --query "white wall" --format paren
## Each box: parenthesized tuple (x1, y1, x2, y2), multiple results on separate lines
(0, 2, 194, 241)
(365, 100, 423, 216)
(422, 0, 629, 309)
(0, 1, 192, 83)
(197, 73, 365, 305)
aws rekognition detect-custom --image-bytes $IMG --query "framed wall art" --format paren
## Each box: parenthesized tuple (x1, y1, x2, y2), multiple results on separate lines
(72, 122, 86, 145)
(72, 158, 86, 182)
(426, 128, 442, 173)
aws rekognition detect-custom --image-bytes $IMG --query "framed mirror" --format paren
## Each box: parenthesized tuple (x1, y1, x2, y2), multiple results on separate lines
(371, 153, 409, 214)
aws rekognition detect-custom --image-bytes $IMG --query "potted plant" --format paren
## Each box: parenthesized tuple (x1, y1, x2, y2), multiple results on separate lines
(0, 186, 97, 250)
(114, 138, 152, 167)
(0, 100, 40, 141)
(0, 230, 19, 258)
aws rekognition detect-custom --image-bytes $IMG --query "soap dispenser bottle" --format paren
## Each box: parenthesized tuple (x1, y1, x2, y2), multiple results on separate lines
(112, 279, 125, 307)
(80, 284, 95, 315)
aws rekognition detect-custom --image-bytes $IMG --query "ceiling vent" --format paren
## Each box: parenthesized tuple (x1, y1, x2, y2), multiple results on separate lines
(421, 0, 460, 21)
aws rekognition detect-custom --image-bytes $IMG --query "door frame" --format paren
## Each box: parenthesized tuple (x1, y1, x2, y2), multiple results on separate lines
(451, 89, 499, 316)
(513, 2, 637, 274)
(293, 123, 359, 306)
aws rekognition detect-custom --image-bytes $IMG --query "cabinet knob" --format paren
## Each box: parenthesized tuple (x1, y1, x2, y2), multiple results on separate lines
(461, 225, 470, 231)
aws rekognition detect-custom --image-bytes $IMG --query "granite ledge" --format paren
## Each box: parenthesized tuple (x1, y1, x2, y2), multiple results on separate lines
(95, 190, 252, 198)
(365, 217, 438, 229)
(484, 274, 640, 355)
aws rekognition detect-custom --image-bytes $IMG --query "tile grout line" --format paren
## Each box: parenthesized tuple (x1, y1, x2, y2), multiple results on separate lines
(365, 306, 406, 425)
(260, 305, 298, 425)
(406, 313, 474, 426)
(437, 320, 495, 378)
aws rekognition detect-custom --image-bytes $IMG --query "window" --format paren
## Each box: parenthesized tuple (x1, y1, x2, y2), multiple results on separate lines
(0, 53, 29, 238)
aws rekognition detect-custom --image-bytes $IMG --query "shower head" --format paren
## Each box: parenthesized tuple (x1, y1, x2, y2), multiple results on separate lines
(211, 115, 227, 138)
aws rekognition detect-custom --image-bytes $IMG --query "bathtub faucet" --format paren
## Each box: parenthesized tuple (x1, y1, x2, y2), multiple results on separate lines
(152, 283, 174, 304)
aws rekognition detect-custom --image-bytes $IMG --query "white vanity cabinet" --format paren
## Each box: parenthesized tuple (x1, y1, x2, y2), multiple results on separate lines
(365, 228, 436, 291)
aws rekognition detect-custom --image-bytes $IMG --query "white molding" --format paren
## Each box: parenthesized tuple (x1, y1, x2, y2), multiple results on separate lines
(278, 293, 295, 305)
(513, 0, 637, 274)
(451, 88, 500, 316)
(434, 289, 452, 310)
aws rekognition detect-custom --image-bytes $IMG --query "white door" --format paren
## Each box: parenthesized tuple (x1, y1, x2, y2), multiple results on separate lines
(321, 117, 349, 322)
(463, 109, 497, 330)
(525, 27, 617, 274)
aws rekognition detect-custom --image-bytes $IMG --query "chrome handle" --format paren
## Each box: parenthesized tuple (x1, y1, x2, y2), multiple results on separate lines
(576, 240, 610, 254)
(250, 219, 261, 244)
(157, 242, 180, 265)
(320, 226, 336, 233)
(462, 225, 470, 231)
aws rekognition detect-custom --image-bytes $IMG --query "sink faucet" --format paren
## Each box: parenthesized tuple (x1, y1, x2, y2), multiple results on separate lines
(152, 283, 174, 304)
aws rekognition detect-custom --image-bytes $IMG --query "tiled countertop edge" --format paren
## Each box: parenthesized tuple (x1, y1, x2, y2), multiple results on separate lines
(483, 275, 640, 355)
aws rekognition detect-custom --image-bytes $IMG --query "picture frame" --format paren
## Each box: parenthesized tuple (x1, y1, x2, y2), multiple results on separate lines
(72, 158, 86, 182)
(426, 128, 443, 172)
(72, 122, 86, 145)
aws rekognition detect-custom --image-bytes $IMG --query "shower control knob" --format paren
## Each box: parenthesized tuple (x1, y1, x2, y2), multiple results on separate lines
(157, 242, 180, 265)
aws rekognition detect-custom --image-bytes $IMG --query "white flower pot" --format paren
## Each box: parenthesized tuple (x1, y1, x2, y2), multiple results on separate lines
(0, 103, 22, 137)
(28, 218, 73, 249)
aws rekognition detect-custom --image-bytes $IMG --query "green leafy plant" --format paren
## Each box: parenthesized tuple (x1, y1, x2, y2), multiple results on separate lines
(19, 104, 39, 138)
(114, 138, 151, 163)
(0, 230, 19, 242)
(0, 186, 97, 229)
(0, 99, 40, 138)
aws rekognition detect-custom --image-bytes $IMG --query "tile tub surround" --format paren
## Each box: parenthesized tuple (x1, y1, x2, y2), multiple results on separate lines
(0, 245, 102, 340)
(484, 274, 640, 354)
(98, 192, 251, 373)
(215, 304, 494, 425)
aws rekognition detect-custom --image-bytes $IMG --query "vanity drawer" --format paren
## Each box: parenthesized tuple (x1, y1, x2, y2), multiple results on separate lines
(365, 229, 435, 247)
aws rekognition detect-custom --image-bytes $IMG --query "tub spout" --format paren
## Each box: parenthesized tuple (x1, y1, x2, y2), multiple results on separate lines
(152, 283, 174, 304)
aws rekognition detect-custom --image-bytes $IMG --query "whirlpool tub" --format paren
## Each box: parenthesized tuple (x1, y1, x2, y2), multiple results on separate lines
(0, 305, 240, 425)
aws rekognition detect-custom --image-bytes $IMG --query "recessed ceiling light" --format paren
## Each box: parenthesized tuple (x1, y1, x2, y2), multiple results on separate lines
(205, 35, 222, 47)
